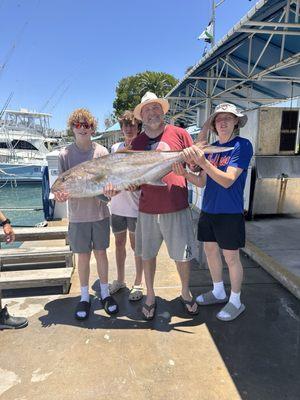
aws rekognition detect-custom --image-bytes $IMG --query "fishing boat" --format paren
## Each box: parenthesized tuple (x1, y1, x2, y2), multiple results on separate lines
(0, 109, 60, 183)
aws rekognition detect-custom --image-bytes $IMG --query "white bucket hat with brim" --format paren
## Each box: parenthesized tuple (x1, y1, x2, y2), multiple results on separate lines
(134, 92, 169, 121)
(208, 103, 248, 133)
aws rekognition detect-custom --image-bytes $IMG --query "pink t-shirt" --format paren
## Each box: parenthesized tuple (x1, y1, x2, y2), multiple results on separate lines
(131, 125, 193, 214)
(59, 142, 110, 223)
(110, 142, 140, 218)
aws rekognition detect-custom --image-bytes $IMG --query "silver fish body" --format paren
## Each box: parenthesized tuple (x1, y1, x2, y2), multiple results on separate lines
(51, 145, 233, 198)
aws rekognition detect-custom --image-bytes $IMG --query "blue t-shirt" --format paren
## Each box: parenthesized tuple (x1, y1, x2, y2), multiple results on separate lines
(202, 136, 253, 214)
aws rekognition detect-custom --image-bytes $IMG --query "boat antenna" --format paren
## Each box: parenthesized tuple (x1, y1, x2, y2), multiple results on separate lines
(39, 79, 67, 112)
(0, 91, 13, 120)
(0, 22, 28, 79)
(49, 83, 71, 112)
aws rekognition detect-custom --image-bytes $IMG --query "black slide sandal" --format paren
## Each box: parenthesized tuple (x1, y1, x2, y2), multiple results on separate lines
(101, 296, 119, 315)
(75, 301, 91, 321)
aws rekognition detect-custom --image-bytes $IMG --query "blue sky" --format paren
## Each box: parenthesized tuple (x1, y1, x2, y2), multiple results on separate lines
(0, 0, 256, 131)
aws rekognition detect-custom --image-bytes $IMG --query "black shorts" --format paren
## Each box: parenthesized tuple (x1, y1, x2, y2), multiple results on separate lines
(197, 211, 245, 250)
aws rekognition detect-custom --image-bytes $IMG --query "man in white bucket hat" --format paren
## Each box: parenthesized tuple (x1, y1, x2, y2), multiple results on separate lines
(129, 92, 199, 320)
(172, 102, 253, 321)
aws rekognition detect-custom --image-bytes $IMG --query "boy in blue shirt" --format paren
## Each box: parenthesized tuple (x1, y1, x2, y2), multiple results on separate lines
(173, 103, 253, 321)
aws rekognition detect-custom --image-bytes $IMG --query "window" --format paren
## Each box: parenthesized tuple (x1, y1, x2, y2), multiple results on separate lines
(11, 140, 38, 150)
(279, 111, 298, 151)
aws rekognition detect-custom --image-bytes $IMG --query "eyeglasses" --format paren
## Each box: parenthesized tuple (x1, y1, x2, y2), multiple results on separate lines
(73, 122, 93, 129)
(145, 138, 157, 150)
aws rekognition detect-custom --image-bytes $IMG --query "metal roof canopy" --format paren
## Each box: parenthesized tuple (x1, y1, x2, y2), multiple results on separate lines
(166, 0, 300, 127)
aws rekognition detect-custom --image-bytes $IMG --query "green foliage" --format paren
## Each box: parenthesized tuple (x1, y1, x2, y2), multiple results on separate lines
(113, 71, 178, 117)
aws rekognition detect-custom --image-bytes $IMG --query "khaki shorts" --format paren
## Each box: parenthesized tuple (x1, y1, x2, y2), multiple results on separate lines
(111, 214, 137, 234)
(135, 208, 196, 261)
(68, 218, 110, 253)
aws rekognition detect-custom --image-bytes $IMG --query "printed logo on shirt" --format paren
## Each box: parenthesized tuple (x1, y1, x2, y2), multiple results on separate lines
(184, 245, 192, 259)
(208, 154, 230, 168)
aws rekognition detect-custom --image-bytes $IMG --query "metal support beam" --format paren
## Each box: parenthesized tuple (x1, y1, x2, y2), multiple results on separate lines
(238, 28, 300, 35)
(243, 21, 300, 28)
(188, 76, 300, 82)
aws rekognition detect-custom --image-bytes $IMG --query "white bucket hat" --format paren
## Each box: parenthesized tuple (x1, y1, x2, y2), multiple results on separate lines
(134, 92, 169, 121)
(208, 103, 248, 133)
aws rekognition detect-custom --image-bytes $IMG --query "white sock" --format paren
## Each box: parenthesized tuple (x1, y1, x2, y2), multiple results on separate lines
(100, 282, 110, 299)
(229, 291, 241, 309)
(212, 281, 226, 299)
(196, 281, 226, 303)
(80, 286, 90, 302)
(76, 286, 89, 318)
(100, 282, 116, 312)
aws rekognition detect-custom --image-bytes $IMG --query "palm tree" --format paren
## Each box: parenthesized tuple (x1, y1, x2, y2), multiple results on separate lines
(139, 71, 178, 97)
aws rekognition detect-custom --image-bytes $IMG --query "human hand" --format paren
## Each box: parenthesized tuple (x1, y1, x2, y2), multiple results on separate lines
(3, 224, 15, 244)
(183, 145, 206, 168)
(172, 162, 187, 177)
(103, 182, 120, 197)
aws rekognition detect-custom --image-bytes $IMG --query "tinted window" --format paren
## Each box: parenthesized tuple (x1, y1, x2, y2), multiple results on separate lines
(12, 140, 38, 150)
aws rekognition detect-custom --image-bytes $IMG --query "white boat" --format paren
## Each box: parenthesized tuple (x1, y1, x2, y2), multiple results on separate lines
(0, 109, 60, 183)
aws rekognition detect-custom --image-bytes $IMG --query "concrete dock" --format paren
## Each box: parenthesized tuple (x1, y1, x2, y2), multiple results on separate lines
(0, 216, 300, 400)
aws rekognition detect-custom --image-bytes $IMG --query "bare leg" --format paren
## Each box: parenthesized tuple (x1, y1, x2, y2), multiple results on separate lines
(204, 242, 223, 282)
(114, 231, 127, 283)
(129, 232, 143, 286)
(77, 252, 91, 287)
(176, 260, 197, 313)
(222, 249, 243, 293)
(142, 257, 156, 318)
(93, 249, 109, 284)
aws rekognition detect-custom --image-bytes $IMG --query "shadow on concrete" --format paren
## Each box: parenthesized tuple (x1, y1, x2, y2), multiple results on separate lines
(38, 295, 206, 333)
(39, 283, 205, 333)
(189, 255, 300, 400)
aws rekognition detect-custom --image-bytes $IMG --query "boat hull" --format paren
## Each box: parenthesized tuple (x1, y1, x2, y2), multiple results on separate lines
(0, 163, 44, 183)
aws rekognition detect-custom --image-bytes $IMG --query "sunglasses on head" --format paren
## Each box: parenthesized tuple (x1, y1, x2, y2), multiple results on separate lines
(73, 122, 93, 129)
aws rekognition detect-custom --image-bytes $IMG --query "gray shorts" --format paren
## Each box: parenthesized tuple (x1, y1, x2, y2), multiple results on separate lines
(111, 214, 137, 234)
(68, 218, 110, 253)
(135, 208, 196, 261)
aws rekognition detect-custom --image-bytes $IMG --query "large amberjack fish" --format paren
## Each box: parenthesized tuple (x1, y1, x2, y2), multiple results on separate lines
(51, 143, 233, 198)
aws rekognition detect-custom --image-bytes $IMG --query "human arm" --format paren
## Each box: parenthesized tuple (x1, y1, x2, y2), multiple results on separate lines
(196, 118, 210, 143)
(183, 141, 253, 189)
(0, 210, 15, 244)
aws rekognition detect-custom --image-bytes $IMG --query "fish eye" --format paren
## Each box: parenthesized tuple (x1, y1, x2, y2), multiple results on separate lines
(62, 177, 66, 182)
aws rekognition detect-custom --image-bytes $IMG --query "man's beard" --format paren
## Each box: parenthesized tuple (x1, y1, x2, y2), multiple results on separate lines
(145, 117, 164, 131)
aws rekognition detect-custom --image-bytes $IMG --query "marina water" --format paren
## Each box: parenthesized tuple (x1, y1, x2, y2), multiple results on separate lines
(0, 183, 44, 248)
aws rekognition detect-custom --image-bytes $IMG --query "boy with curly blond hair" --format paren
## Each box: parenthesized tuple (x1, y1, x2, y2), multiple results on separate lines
(54, 108, 119, 320)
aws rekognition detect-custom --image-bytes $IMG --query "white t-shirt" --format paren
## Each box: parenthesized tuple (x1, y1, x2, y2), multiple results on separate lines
(110, 142, 140, 218)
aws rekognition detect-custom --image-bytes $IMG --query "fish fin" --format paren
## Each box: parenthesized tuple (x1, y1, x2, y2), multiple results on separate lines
(146, 180, 167, 186)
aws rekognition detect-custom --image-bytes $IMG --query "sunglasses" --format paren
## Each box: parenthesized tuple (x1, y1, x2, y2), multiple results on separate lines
(145, 138, 157, 150)
(73, 122, 93, 129)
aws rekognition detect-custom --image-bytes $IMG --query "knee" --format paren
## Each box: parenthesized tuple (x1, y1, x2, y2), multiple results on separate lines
(223, 251, 239, 266)
(115, 235, 126, 248)
(204, 242, 219, 258)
